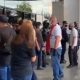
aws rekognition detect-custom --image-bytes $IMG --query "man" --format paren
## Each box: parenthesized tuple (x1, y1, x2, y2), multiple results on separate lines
(67, 23, 78, 68)
(74, 22, 80, 50)
(42, 21, 50, 67)
(50, 17, 63, 80)
(0, 15, 16, 80)
(34, 22, 44, 70)
(60, 21, 68, 63)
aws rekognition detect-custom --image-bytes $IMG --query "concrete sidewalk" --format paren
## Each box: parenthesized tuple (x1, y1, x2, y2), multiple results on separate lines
(35, 49, 80, 80)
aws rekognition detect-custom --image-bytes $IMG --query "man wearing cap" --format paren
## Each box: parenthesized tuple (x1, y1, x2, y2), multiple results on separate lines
(0, 15, 16, 80)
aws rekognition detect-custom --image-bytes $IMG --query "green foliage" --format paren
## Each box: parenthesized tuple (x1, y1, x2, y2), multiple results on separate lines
(16, 2, 32, 13)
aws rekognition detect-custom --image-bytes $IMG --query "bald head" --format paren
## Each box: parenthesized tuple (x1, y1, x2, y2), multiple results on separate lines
(69, 23, 74, 27)
(69, 23, 74, 30)
(50, 16, 57, 26)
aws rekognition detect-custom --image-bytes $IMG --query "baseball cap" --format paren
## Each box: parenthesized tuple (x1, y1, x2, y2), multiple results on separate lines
(0, 15, 8, 23)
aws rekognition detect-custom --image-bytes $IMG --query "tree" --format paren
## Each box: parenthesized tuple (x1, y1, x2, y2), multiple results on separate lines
(16, 2, 32, 13)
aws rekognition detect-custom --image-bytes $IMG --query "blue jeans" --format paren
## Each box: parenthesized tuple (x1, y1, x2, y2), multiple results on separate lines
(0, 66, 11, 80)
(13, 74, 32, 80)
(51, 48, 63, 80)
(36, 50, 42, 68)
(31, 71, 37, 80)
(61, 43, 66, 62)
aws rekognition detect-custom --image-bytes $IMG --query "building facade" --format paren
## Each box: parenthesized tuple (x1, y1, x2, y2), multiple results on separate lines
(52, 0, 79, 25)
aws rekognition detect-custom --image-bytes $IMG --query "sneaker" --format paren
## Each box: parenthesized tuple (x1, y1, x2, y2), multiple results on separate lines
(60, 60, 66, 64)
(74, 63, 78, 66)
(42, 65, 46, 68)
(59, 74, 64, 78)
(67, 64, 73, 68)
(37, 67, 44, 70)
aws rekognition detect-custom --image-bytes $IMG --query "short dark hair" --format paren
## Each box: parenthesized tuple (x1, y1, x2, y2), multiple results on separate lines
(36, 22, 41, 28)
(63, 21, 67, 24)
(33, 21, 37, 27)
(33, 21, 41, 28)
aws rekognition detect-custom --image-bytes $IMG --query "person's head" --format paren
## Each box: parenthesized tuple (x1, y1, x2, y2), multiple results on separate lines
(33, 21, 41, 30)
(20, 19, 35, 48)
(0, 15, 8, 27)
(62, 21, 68, 27)
(69, 23, 74, 30)
(15, 19, 23, 34)
(43, 20, 49, 29)
(50, 16, 57, 26)
(74, 22, 78, 29)
(36, 22, 41, 29)
(32, 21, 37, 29)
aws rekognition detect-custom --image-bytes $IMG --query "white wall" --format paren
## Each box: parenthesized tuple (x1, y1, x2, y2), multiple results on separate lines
(52, 1, 64, 24)
(36, 15, 46, 23)
(79, 0, 80, 27)
(52, 0, 79, 24)
(64, 0, 79, 23)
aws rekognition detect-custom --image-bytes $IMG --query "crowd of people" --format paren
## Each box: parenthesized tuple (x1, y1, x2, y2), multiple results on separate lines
(0, 14, 49, 80)
(0, 14, 80, 80)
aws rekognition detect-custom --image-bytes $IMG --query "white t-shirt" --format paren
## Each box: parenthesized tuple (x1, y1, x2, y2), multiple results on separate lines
(50, 24, 62, 48)
(69, 28, 78, 47)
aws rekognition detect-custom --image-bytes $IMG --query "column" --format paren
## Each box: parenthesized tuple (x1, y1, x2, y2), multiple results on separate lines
(52, 1, 64, 24)
(64, 0, 79, 23)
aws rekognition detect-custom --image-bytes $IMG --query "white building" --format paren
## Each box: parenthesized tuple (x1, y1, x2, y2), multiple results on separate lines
(52, 0, 80, 25)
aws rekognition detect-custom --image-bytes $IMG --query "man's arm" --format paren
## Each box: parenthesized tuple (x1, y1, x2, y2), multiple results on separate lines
(54, 25, 62, 49)
(72, 30, 78, 49)
(54, 36, 61, 49)
(72, 37, 76, 49)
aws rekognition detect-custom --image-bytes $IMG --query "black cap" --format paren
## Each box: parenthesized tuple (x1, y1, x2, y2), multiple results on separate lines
(0, 15, 8, 23)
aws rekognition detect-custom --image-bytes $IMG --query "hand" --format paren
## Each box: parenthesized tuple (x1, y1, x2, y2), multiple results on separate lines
(31, 56, 36, 62)
(37, 46, 40, 51)
(42, 47, 46, 52)
(71, 46, 74, 49)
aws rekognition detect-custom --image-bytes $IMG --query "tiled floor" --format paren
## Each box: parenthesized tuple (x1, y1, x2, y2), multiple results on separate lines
(35, 48, 80, 80)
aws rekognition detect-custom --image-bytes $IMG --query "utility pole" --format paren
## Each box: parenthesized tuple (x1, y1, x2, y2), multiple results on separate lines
(42, 8, 44, 23)
(3, 0, 6, 14)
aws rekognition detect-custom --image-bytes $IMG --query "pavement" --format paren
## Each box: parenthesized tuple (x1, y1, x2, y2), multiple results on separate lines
(35, 48, 80, 80)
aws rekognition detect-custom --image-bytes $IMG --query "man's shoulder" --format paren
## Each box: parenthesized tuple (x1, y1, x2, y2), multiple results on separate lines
(55, 24, 61, 31)
(0, 26, 12, 30)
(72, 28, 78, 36)
(56, 24, 60, 27)
(73, 28, 78, 33)
(0, 27, 16, 36)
